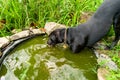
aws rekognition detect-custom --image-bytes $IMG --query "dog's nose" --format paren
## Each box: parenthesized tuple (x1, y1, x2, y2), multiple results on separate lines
(47, 40, 51, 45)
(47, 40, 52, 47)
(47, 40, 56, 47)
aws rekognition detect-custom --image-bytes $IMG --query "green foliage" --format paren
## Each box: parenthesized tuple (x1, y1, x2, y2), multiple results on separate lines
(0, 0, 103, 36)
(105, 51, 120, 80)
(107, 26, 115, 37)
(111, 51, 120, 68)
(106, 69, 120, 80)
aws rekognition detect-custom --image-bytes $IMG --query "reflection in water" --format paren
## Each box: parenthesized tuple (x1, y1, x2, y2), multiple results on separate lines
(0, 36, 97, 80)
(34, 53, 87, 80)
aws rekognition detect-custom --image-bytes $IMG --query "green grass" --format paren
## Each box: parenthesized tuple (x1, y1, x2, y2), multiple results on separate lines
(0, 0, 103, 36)
(107, 51, 120, 80)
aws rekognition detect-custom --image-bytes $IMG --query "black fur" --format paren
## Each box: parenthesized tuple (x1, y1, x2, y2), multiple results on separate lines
(47, 0, 120, 53)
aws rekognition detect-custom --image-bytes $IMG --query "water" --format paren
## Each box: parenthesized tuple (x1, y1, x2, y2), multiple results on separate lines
(0, 35, 97, 80)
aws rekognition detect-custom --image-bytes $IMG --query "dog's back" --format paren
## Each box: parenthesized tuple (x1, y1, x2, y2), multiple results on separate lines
(85, 0, 120, 46)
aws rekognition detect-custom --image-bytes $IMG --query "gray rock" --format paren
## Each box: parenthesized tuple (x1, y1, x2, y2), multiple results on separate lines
(10, 30, 30, 41)
(44, 22, 67, 35)
(0, 36, 10, 48)
(97, 53, 118, 71)
(30, 29, 45, 35)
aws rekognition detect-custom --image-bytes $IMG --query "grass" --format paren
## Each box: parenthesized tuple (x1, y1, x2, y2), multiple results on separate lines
(107, 50, 120, 80)
(0, 0, 102, 36)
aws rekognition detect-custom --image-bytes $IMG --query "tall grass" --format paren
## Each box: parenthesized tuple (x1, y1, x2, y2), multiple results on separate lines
(0, 0, 103, 36)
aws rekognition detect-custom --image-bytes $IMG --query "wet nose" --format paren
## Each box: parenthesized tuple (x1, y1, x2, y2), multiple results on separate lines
(47, 39, 51, 45)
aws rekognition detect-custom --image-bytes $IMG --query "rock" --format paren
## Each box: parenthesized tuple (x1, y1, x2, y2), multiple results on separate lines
(97, 53, 118, 71)
(44, 22, 67, 35)
(93, 42, 106, 50)
(30, 29, 45, 35)
(97, 68, 109, 80)
(0, 36, 10, 48)
(10, 30, 30, 41)
(94, 50, 110, 58)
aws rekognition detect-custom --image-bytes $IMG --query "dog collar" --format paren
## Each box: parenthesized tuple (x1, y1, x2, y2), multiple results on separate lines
(63, 28, 68, 48)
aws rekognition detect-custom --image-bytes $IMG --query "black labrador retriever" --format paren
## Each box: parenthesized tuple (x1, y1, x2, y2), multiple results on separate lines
(47, 0, 120, 53)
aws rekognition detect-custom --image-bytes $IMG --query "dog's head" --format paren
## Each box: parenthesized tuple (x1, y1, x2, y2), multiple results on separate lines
(47, 28, 65, 46)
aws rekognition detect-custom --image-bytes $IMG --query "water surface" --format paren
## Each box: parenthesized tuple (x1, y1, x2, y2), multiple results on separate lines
(0, 35, 97, 80)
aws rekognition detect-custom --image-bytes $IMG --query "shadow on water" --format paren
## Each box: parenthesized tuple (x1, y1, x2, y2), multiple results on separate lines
(0, 35, 97, 80)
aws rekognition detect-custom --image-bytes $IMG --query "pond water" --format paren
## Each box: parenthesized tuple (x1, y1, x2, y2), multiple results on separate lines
(0, 35, 97, 80)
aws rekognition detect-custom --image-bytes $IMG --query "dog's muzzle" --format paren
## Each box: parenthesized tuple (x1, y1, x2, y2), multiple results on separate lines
(47, 40, 56, 47)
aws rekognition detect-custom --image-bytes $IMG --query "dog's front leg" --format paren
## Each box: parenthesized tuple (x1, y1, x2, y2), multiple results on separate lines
(108, 13, 120, 49)
(70, 41, 85, 53)
(71, 44, 80, 53)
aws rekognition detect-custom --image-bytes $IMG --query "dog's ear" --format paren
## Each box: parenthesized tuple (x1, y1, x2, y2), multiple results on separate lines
(55, 30, 63, 42)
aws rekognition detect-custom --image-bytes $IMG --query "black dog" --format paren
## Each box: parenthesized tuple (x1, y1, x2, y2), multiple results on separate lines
(47, 0, 120, 53)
